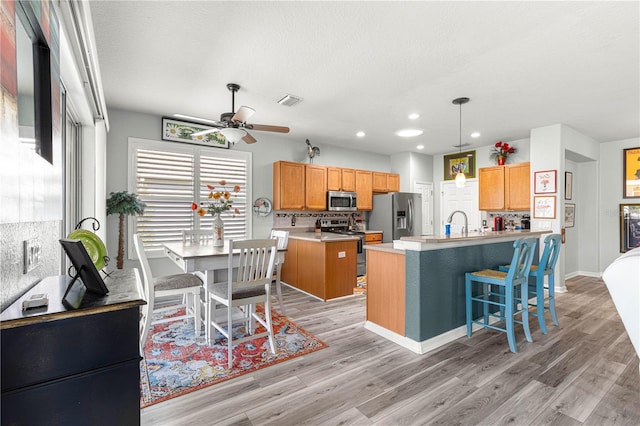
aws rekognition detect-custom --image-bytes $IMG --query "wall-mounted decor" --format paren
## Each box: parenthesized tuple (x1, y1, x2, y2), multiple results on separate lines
(253, 197, 273, 217)
(564, 172, 573, 200)
(534, 196, 556, 219)
(623, 147, 640, 198)
(534, 170, 557, 194)
(443, 150, 476, 181)
(162, 117, 229, 148)
(564, 203, 575, 227)
(620, 203, 640, 252)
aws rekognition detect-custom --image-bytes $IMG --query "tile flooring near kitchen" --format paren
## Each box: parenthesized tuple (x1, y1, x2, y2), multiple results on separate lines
(142, 276, 640, 425)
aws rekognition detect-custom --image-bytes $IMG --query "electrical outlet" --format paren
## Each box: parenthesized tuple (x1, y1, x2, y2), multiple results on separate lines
(23, 239, 41, 274)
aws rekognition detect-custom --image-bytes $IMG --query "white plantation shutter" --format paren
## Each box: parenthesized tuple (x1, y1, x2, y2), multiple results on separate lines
(129, 138, 251, 257)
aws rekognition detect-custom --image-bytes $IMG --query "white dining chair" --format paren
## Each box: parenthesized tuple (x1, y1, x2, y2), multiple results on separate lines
(182, 229, 213, 244)
(205, 239, 278, 369)
(269, 229, 289, 315)
(134, 234, 203, 354)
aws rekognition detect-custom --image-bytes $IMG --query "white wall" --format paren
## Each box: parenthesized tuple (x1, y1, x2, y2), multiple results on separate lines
(390, 152, 434, 193)
(564, 159, 579, 274)
(599, 137, 640, 270)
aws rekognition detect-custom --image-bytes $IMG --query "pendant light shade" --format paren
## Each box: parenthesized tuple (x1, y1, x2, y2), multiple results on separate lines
(452, 97, 470, 188)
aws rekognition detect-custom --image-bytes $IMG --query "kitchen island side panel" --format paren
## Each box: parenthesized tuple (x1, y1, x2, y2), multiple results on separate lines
(404, 241, 535, 342)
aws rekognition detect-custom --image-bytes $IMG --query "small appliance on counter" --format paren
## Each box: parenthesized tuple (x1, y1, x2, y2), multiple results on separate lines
(521, 215, 531, 230)
(494, 216, 504, 231)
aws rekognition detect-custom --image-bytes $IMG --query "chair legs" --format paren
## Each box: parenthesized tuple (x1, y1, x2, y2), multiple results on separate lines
(548, 272, 559, 326)
(274, 264, 287, 316)
(535, 275, 548, 334)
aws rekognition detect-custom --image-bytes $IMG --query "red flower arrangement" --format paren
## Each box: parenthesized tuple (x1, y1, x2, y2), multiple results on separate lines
(491, 141, 516, 165)
(191, 180, 241, 217)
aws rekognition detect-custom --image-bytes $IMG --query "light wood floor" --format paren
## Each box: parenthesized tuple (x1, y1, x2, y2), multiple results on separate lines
(142, 276, 640, 425)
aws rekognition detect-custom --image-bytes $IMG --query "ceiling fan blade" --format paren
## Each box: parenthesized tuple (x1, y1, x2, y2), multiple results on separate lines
(248, 124, 290, 133)
(242, 132, 257, 144)
(231, 106, 255, 123)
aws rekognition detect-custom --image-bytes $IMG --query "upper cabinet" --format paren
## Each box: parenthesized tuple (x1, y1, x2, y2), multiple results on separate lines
(373, 172, 400, 193)
(305, 164, 328, 210)
(356, 170, 373, 211)
(273, 161, 306, 210)
(479, 162, 530, 211)
(327, 167, 356, 192)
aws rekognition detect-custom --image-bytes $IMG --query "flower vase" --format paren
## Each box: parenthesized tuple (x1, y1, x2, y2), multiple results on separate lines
(497, 156, 505, 166)
(212, 214, 224, 247)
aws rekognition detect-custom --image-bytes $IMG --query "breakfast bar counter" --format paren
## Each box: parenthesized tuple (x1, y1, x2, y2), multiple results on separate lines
(365, 230, 549, 354)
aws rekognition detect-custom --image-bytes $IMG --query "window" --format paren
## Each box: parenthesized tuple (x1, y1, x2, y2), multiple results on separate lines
(128, 138, 251, 257)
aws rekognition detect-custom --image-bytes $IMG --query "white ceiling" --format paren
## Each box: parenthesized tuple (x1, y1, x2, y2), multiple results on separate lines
(89, 1, 639, 156)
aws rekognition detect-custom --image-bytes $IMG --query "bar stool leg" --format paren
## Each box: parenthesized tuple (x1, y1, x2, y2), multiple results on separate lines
(505, 285, 517, 353)
(521, 283, 532, 343)
(465, 274, 473, 337)
(483, 283, 490, 326)
(548, 272, 559, 326)
(536, 274, 548, 334)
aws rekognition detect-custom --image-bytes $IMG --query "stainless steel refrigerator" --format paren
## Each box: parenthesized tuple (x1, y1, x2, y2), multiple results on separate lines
(368, 192, 422, 243)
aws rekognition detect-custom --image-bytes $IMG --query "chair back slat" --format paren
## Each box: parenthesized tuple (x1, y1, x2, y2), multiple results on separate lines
(506, 238, 538, 284)
(269, 230, 289, 250)
(229, 239, 277, 296)
(133, 234, 155, 346)
(539, 234, 562, 273)
(182, 229, 213, 244)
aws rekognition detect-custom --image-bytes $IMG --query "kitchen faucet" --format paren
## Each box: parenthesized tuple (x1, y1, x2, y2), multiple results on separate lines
(447, 210, 468, 236)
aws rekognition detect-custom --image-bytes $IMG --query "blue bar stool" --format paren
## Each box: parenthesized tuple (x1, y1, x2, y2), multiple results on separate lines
(465, 238, 538, 353)
(500, 234, 562, 334)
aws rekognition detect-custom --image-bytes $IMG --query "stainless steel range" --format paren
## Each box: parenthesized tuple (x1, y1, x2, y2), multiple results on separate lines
(320, 219, 366, 276)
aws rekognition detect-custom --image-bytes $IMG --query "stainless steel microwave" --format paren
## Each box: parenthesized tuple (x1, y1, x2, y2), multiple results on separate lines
(327, 191, 357, 211)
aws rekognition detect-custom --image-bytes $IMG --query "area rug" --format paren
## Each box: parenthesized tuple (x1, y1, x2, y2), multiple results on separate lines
(139, 305, 327, 408)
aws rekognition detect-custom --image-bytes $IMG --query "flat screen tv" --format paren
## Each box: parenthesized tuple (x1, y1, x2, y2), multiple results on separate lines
(59, 239, 109, 309)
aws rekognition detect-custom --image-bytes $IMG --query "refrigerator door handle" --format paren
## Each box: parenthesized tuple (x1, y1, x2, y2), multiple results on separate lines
(408, 198, 414, 233)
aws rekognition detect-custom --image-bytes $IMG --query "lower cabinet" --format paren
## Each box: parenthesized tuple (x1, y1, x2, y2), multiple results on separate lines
(366, 249, 405, 335)
(281, 238, 357, 300)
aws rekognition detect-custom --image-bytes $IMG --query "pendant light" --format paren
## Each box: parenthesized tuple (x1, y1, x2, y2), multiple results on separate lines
(452, 97, 470, 188)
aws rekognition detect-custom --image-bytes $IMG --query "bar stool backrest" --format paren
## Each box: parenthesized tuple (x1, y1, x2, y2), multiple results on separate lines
(506, 238, 538, 285)
(538, 234, 562, 275)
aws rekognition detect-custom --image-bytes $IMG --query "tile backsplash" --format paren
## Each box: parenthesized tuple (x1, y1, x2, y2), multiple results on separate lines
(273, 211, 365, 231)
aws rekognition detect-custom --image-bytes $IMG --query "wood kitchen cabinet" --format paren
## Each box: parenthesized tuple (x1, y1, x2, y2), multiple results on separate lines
(373, 172, 400, 193)
(280, 237, 356, 300)
(479, 162, 530, 211)
(327, 167, 356, 192)
(387, 173, 400, 192)
(365, 232, 383, 244)
(305, 164, 327, 210)
(355, 170, 373, 210)
(273, 161, 306, 210)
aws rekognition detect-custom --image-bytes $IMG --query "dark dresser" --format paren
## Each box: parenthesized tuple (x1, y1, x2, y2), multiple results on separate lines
(1, 269, 145, 426)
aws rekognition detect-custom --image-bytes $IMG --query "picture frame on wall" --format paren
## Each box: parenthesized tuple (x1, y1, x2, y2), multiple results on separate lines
(623, 147, 640, 198)
(564, 203, 575, 227)
(533, 196, 556, 219)
(565, 171, 573, 200)
(161, 117, 229, 149)
(620, 203, 640, 252)
(534, 170, 557, 194)
(443, 150, 476, 181)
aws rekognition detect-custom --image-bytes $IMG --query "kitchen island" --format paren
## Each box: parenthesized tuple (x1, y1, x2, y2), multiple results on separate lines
(365, 230, 550, 354)
(281, 232, 359, 301)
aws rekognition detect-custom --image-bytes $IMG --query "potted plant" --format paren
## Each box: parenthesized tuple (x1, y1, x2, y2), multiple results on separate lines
(107, 191, 145, 269)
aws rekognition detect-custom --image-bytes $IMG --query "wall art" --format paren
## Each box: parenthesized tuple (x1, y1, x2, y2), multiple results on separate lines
(620, 203, 640, 252)
(162, 117, 228, 148)
(623, 147, 640, 198)
(533, 196, 556, 219)
(443, 150, 476, 181)
(534, 170, 557, 194)
(564, 171, 573, 200)
(564, 203, 575, 227)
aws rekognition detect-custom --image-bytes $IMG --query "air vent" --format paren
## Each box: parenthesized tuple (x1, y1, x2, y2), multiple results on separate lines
(277, 94, 303, 107)
(452, 143, 471, 148)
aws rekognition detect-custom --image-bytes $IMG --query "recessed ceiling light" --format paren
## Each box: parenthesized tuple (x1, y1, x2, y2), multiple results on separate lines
(408, 113, 420, 120)
(356, 131, 365, 138)
(395, 129, 424, 137)
(470, 132, 480, 138)
(416, 145, 424, 150)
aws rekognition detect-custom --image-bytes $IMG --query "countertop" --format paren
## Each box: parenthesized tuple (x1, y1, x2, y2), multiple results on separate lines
(395, 229, 551, 251)
(364, 243, 404, 255)
(288, 231, 361, 243)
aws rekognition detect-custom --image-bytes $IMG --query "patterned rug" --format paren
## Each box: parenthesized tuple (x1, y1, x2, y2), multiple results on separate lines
(139, 305, 327, 408)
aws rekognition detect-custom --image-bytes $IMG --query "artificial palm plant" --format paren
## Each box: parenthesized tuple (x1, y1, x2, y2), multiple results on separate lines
(106, 191, 145, 269)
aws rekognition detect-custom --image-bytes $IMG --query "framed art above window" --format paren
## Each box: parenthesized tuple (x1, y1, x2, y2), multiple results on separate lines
(623, 147, 640, 198)
(162, 117, 229, 149)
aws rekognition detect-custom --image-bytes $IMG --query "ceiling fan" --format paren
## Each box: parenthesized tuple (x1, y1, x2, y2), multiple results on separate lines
(181, 83, 290, 144)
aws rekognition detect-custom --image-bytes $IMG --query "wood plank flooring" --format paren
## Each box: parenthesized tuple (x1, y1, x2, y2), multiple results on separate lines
(141, 276, 640, 425)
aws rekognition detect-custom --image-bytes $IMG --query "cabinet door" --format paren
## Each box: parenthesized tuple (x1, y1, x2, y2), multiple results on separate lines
(478, 166, 505, 211)
(505, 162, 530, 210)
(305, 164, 327, 210)
(327, 167, 342, 191)
(387, 174, 400, 192)
(341, 169, 356, 192)
(273, 161, 305, 210)
(372, 172, 388, 193)
(355, 170, 373, 211)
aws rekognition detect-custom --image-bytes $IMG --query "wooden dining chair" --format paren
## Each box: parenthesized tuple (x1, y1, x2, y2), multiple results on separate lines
(134, 234, 203, 354)
(269, 229, 289, 315)
(205, 239, 278, 369)
(465, 237, 538, 353)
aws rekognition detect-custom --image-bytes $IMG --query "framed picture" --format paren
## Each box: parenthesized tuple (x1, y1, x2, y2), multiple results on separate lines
(620, 203, 640, 252)
(444, 150, 476, 181)
(564, 203, 575, 227)
(533, 196, 556, 219)
(162, 117, 229, 148)
(623, 147, 640, 198)
(565, 172, 573, 200)
(534, 170, 557, 194)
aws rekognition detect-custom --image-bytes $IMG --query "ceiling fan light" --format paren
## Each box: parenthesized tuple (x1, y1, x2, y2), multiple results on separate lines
(220, 128, 247, 144)
(455, 171, 466, 188)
